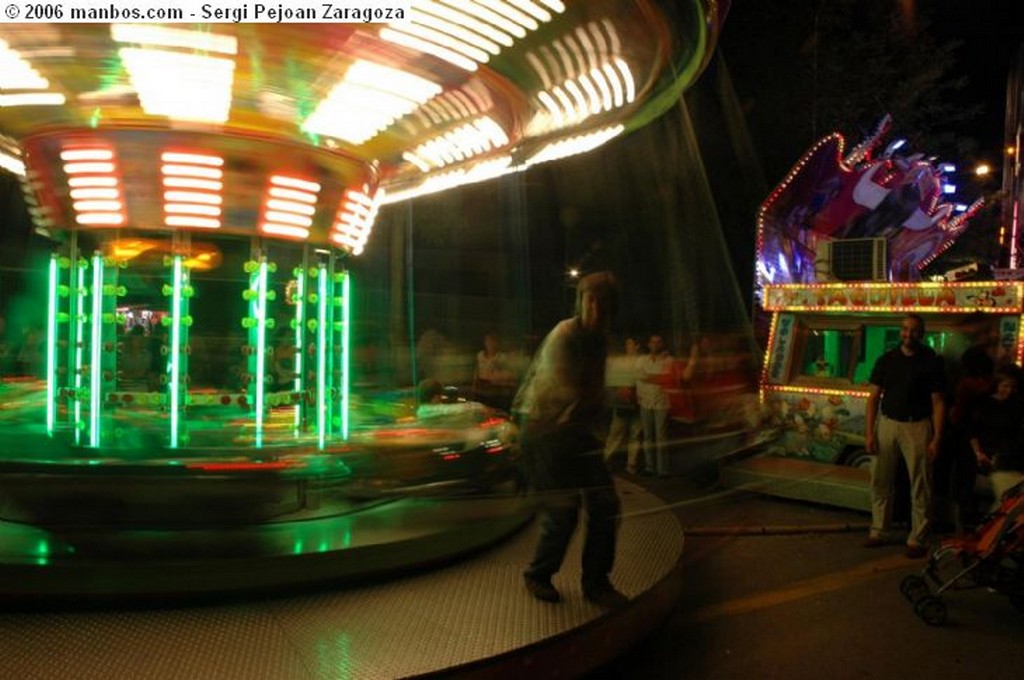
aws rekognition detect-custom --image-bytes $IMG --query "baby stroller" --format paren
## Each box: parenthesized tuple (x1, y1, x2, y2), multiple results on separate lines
(900, 481, 1024, 625)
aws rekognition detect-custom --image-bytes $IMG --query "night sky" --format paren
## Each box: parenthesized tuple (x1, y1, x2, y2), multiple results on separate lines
(927, 0, 1022, 155)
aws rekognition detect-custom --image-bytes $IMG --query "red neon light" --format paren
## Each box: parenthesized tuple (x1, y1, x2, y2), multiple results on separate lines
(185, 461, 302, 471)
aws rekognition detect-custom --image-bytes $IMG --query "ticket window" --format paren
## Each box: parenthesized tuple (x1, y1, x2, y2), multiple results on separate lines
(793, 320, 863, 385)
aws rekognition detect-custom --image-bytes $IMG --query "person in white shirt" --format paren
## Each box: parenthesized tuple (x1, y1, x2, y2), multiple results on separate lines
(473, 332, 515, 409)
(604, 337, 643, 473)
(636, 334, 675, 476)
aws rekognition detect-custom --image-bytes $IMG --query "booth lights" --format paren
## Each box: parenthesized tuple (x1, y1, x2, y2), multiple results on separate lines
(762, 281, 1024, 314)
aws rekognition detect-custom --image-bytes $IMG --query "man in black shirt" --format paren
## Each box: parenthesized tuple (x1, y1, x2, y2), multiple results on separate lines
(864, 314, 946, 558)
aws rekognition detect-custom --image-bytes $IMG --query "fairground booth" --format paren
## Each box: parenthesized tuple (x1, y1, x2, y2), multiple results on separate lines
(723, 115, 1018, 509)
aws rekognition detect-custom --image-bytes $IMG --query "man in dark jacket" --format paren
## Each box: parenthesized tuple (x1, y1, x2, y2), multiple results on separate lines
(513, 271, 627, 608)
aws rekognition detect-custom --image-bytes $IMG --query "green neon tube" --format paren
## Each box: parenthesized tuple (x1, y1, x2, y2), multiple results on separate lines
(294, 270, 305, 433)
(253, 259, 268, 448)
(45, 255, 58, 435)
(341, 271, 350, 440)
(317, 265, 328, 450)
(169, 255, 183, 449)
(73, 266, 85, 446)
(89, 255, 103, 448)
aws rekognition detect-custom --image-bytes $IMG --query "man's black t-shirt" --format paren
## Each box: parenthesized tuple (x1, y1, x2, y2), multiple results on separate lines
(870, 345, 946, 421)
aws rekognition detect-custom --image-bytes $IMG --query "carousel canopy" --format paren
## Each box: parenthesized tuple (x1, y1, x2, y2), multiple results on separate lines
(0, 1, 726, 253)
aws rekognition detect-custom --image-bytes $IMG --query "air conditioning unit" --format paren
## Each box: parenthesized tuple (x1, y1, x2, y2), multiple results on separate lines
(815, 238, 887, 282)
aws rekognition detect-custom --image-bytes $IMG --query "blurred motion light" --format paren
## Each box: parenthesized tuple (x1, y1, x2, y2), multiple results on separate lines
(63, 144, 125, 226)
(0, 3, 728, 257)
(332, 187, 384, 256)
(260, 175, 321, 240)
(0, 38, 49, 89)
(525, 21, 634, 135)
(974, 163, 991, 177)
(113, 25, 238, 124)
(0, 93, 66, 107)
(110, 24, 238, 55)
(523, 125, 623, 166)
(118, 49, 236, 123)
(381, 0, 565, 71)
(303, 60, 442, 145)
(162, 151, 224, 229)
(402, 116, 509, 171)
(381, 155, 514, 203)
(0, 149, 25, 176)
(528, 35, 630, 134)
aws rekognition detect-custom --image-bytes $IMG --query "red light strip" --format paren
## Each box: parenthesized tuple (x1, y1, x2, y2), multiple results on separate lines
(331, 185, 382, 255)
(184, 461, 301, 471)
(161, 151, 223, 230)
(62, 145, 126, 227)
(260, 175, 320, 240)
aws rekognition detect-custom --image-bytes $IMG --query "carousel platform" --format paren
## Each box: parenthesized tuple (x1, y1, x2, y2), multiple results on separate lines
(0, 477, 684, 678)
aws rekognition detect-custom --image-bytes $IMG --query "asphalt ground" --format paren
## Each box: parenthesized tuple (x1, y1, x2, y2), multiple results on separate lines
(588, 472, 1024, 679)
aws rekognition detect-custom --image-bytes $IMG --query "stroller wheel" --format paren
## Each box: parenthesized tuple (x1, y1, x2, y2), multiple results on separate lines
(914, 596, 948, 626)
(900, 575, 929, 603)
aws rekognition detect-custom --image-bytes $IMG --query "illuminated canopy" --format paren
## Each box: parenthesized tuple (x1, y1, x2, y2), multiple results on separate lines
(0, 1, 726, 254)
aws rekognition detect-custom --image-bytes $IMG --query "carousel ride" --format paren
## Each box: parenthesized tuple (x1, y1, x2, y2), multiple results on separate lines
(0, 2, 726, 594)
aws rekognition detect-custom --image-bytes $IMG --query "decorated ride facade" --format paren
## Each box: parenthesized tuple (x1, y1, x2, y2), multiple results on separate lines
(760, 281, 1024, 469)
(736, 116, 1017, 505)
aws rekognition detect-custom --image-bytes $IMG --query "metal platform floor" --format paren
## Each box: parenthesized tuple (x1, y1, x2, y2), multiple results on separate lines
(0, 478, 683, 679)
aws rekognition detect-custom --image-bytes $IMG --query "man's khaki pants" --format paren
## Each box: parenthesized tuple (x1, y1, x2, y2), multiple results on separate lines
(871, 415, 932, 546)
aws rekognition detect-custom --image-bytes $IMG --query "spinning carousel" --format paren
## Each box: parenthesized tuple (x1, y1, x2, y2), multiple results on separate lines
(0, 1, 725, 598)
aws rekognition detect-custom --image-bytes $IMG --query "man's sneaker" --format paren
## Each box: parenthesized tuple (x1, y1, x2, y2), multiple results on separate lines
(584, 582, 629, 609)
(863, 536, 887, 548)
(524, 575, 561, 603)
